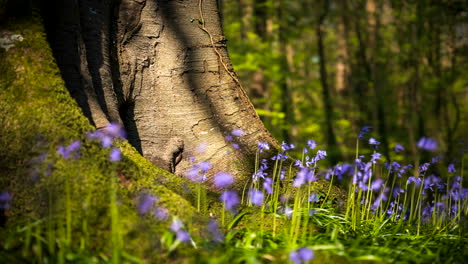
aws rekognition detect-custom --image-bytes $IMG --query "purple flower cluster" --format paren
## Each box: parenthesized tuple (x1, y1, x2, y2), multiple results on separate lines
(57, 140, 81, 159)
(353, 160, 373, 190)
(257, 141, 270, 153)
(87, 123, 126, 148)
(290, 247, 314, 264)
(0, 192, 12, 210)
(417, 137, 437, 151)
(137, 193, 169, 221)
(249, 189, 264, 206)
(293, 168, 318, 187)
(214, 172, 234, 188)
(263, 177, 273, 194)
(220, 191, 239, 212)
(333, 163, 353, 180)
(225, 129, 244, 149)
(87, 123, 127, 162)
(313, 150, 327, 163)
(394, 144, 405, 153)
(307, 139, 317, 150)
(281, 141, 295, 151)
(170, 218, 191, 242)
(252, 159, 268, 182)
(369, 138, 380, 148)
(407, 176, 422, 187)
(207, 219, 224, 242)
(109, 148, 122, 162)
(137, 194, 158, 215)
(309, 193, 319, 203)
(358, 126, 372, 140)
(186, 161, 212, 183)
(448, 164, 456, 173)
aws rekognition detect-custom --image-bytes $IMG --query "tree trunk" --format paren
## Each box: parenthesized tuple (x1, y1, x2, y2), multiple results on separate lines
(43, 0, 277, 189)
(316, 0, 340, 164)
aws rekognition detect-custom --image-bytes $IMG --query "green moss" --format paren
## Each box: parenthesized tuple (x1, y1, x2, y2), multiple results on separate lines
(0, 13, 213, 262)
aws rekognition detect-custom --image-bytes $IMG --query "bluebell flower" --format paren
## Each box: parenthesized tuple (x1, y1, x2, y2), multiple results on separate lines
(290, 247, 314, 264)
(57, 140, 81, 159)
(252, 170, 266, 182)
(451, 175, 461, 190)
(87, 123, 126, 148)
(176, 230, 191, 242)
(369, 138, 380, 146)
(280, 169, 286, 180)
(385, 161, 400, 173)
(309, 193, 319, 203)
(260, 159, 268, 170)
(170, 218, 184, 233)
(214, 172, 234, 188)
(334, 163, 352, 180)
(371, 178, 384, 191)
(417, 137, 437, 151)
(263, 177, 273, 194)
(207, 219, 224, 242)
(386, 201, 403, 218)
(232, 143, 240, 149)
(407, 176, 421, 187)
(294, 160, 303, 167)
(419, 162, 430, 173)
(105, 122, 127, 139)
(392, 185, 405, 198)
(30, 153, 48, 164)
(431, 155, 443, 164)
(220, 191, 239, 211)
(197, 161, 212, 173)
(252, 159, 268, 181)
(423, 174, 445, 193)
(281, 141, 295, 151)
(101, 136, 113, 148)
(231, 129, 244, 137)
(358, 126, 372, 140)
(225, 135, 233, 141)
(284, 206, 293, 218)
(307, 139, 317, 150)
(371, 191, 387, 211)
(153, 207, 169, 220)
(249, 189, 264, 206)
(109, 148, 122, 162)
(0, 192, 12, 210)
(371, 152, 382, 163)
(304, 156, 314, 167)
(309, 209, 316, 216)
(293, 168, 309, 187)
(394, 144, 405, 152)
(186, 161, 211, 183)
(397, 164, 413, 178)
(138, 194, 157, 215)
(257, 141, 270, 153)
(313, 150, 327, 162)
(324, 169, 333, 181)
(271, 153, 288, 161)
(448, 164, 456, 173)
(186, 168, 202, 183)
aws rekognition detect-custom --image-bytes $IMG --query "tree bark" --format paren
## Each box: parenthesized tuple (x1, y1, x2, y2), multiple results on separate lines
(42, 0, 277, 189)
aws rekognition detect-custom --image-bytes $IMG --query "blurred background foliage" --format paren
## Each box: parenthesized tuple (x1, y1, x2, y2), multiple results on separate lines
(221, 0, 467, 164)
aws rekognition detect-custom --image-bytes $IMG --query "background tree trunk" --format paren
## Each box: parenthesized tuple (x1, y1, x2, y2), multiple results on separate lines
(43, 0, 277, 189)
